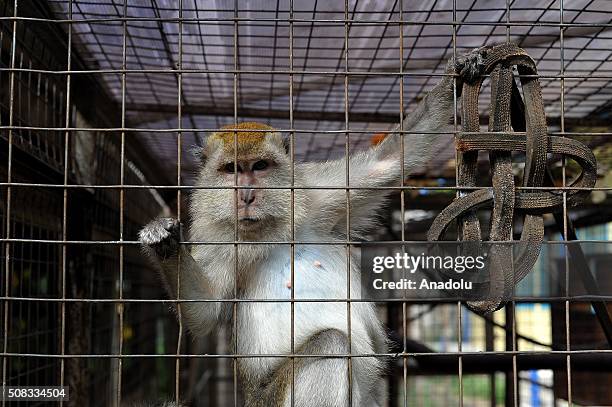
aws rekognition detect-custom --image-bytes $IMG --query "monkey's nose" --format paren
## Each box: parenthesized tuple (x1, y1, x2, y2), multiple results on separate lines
(240, 189, 256, 206)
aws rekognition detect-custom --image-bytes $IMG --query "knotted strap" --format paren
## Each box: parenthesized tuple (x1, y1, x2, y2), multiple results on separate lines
(427, 43, 597, 313)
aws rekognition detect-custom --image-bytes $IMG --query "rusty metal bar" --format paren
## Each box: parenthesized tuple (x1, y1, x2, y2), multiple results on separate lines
(289, 0, 297, 404)
(1, 2, 18, 406)
(59, 0, 72, 405)
(176, 0, 185, 401)
(399, 0, 408, 405)
(2, 15, 612, 27)
(232, 1, 239, 405)
(559, 1, 574, 404)
(0, 349, 610, 359)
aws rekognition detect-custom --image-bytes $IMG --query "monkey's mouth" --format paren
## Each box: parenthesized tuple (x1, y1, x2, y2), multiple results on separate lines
(238, 216, 261, 227)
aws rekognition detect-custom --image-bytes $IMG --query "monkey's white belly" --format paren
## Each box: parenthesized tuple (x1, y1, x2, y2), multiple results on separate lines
(237, 244, 373, 379)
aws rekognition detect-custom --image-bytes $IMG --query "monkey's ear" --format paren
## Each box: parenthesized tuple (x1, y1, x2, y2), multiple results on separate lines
(189, 145, 207, 164)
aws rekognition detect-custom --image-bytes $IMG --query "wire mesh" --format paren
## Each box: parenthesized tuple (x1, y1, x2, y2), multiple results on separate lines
(1, 0, 611, 406)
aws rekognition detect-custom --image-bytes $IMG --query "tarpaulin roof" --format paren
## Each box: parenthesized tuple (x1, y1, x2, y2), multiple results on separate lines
(46, 0, 612, 182)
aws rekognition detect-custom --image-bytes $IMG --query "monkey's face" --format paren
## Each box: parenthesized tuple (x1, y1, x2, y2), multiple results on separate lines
(222, 156, 293, 230)
(192, 141, 296, 240)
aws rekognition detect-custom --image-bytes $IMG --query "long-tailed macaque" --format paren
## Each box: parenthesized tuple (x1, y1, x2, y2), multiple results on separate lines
(139, 48, 487, 406)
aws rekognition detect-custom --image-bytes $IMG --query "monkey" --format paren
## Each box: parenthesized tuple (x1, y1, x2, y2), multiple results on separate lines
(139, 48, 487, 407)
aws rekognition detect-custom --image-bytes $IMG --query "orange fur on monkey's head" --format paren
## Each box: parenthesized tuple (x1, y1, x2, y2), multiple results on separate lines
(205, 122, 286, 159)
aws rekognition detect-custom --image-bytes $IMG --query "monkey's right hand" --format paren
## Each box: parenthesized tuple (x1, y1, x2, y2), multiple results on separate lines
(139, 217, 181, 260)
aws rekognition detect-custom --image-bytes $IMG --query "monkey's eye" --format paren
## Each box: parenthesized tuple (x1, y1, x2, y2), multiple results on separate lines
(222, 162, 242, 173)
(252, 160, 269, 171)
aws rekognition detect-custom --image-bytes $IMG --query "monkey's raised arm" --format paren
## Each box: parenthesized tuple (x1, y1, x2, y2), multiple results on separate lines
(298, 48, 486, 235)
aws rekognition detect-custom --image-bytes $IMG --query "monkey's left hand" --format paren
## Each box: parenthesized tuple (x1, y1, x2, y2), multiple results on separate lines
(454, 46, 490, 84)
(139, 217, 181, 260)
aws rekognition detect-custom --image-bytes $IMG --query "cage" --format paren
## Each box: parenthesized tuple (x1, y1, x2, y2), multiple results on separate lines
(1, 0, 611, 406)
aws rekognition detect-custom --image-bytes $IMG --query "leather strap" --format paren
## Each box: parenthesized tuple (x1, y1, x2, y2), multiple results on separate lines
(427, 43, 597, 313)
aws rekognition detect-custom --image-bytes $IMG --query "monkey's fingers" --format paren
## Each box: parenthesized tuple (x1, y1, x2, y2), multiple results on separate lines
(450, 46, 490, 86)
(139, 217, 181, 259)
